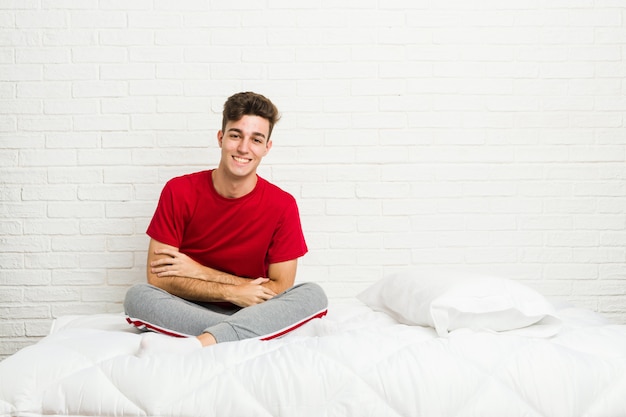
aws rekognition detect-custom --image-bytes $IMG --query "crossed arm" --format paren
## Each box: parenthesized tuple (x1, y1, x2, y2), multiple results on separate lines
(146, 238, 298, 307)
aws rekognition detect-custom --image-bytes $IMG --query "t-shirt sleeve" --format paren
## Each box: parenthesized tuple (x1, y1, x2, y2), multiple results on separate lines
(267, 196, 308, 264)
(146, 180, 188, 248)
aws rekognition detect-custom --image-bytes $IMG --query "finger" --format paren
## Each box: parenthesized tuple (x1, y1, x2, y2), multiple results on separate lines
(156, 268, 181, 277)
(154, 248, 177, 257)
(263, 293, 275, 301)
(151, 266, 168, 275)
(150, 258, 174, 267)
(152, 264, 168, 271)
(259, 288, 276, 298)
(250, 277, 269, 285)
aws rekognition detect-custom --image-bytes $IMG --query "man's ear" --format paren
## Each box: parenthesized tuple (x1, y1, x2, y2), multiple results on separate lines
(265, 139, 273, 154)
(217, 130, 223, 147)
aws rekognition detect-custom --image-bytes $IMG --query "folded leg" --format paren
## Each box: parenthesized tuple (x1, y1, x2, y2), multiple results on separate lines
(124, 283, 239, 337)
(123, 282, 328, 343)
(204, 282, 328, 343)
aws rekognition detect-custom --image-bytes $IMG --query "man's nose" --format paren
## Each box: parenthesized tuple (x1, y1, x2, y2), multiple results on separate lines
(237, 138, 250, 153)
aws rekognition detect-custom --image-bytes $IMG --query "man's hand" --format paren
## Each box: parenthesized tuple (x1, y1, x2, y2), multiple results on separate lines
(225, 277, 277, 307)
(150, 248, 207, 280)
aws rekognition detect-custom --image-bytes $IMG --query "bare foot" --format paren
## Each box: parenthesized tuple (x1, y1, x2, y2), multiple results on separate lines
(197, 332, 217, 347)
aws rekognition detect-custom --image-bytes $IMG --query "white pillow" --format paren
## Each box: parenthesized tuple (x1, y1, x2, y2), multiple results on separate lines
(357, 271, 561, 337)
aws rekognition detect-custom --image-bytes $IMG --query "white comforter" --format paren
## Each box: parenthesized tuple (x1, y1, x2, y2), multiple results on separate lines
(1, 302, 626, 417)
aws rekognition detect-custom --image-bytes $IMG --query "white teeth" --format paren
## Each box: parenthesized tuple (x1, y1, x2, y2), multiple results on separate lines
(233, 156, 250, 163)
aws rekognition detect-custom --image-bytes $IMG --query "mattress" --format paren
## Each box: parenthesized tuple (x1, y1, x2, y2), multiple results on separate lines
(1, 300, 626, 417)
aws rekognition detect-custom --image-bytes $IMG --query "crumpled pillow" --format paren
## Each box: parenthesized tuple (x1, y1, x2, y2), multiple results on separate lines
(357, 271, 561, 337)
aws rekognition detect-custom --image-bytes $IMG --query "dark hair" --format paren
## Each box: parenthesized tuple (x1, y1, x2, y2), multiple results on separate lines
(221, 92, 280, 139)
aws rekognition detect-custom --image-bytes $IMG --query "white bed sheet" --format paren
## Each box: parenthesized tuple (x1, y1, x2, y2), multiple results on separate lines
(1, 301, 626, 417)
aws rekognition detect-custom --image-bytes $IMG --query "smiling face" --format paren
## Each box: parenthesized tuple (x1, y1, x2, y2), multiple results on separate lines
(216, 114, 272, 186)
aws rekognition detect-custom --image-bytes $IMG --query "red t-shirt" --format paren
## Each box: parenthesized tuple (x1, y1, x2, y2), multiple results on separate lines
(146, 170, 308, 278)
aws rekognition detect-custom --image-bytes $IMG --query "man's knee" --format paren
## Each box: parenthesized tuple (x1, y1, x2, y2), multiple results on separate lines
(291, 282, 328, 310)
(123, 283, 155, 316)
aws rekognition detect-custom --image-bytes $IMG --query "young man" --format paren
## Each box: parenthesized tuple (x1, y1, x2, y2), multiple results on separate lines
(124, 92, 328, 355)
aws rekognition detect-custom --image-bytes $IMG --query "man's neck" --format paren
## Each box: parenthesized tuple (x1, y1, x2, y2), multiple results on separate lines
(212, 168, 257, 199)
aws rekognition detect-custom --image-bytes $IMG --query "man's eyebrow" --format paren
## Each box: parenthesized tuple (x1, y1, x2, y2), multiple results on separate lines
(227, 128, 267, 140)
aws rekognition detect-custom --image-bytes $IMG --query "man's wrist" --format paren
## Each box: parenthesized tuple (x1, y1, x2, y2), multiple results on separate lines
(220, 284, 235, 303)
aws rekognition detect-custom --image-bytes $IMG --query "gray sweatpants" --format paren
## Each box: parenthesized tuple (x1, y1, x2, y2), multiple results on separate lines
(123, 282, 328, 343)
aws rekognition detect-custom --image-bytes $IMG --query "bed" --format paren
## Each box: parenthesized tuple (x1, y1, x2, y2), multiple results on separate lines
(1, 271, 626, 417)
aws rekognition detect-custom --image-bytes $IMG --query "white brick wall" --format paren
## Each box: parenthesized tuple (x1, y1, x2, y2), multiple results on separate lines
(1, 1, 625, 359)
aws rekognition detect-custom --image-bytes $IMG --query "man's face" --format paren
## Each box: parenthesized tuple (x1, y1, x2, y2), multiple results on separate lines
(217, 115, 272, 180)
